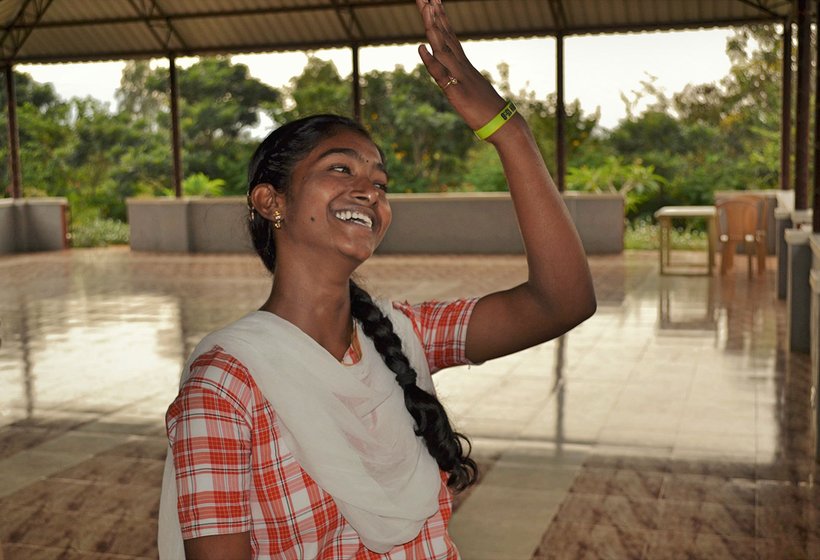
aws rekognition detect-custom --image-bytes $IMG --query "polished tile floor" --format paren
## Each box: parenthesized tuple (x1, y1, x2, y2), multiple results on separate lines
(0, 248, 816, 559)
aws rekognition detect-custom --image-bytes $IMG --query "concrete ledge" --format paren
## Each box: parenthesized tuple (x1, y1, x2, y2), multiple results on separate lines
(380, 193, 523, 254)
(561, 192, 624, 255)
(0, 199, 15, 254)
(810, 266, 820, 461)
(127, 198, 191, 252)
(811, 234, 820, 272)
(792, 208, 813, 227)
(127, 193, 625, 255)
(775, 208, 793, 300)
(127, 197, 252, 253)
(787, 228, 812, 353)
(188, 198, 253, 253)
(0, 197, 69, 254)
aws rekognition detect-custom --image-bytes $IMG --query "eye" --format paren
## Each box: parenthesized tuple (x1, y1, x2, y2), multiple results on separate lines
(374, 181, 388, 192)
(330, 164, 350, 174)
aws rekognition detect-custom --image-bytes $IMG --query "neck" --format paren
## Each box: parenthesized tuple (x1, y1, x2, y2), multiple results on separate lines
(261, 258, 355, 361)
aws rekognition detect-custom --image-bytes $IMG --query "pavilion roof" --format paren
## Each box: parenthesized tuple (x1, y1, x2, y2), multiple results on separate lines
(0, 0, 797, 65)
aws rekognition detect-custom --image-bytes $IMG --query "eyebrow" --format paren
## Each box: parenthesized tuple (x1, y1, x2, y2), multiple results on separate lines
(316, 147, 388, 179)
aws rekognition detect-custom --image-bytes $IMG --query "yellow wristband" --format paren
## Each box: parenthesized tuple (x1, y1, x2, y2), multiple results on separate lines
(474, 100, 517, 140)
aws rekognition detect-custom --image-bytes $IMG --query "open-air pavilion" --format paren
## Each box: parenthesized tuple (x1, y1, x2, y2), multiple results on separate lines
(1, 1, 819, 558)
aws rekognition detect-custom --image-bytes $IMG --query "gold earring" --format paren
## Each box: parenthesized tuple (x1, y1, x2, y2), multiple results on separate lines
(247, 194, 256, 222)
(272, 209, 283, 229)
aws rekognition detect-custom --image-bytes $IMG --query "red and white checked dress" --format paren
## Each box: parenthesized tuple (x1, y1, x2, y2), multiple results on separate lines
(166, 299, 477, 559)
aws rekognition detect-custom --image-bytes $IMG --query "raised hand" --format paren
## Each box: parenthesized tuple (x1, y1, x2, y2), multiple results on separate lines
(415, 0, 506, 132)
(414, 1, 596, 364)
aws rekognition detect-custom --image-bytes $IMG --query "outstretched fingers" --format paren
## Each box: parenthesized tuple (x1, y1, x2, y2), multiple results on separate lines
(417, 43, 450, 86)
(417, 1, 463, 75)
(415, 0, 506, 129)
(431, 0, 465, 58)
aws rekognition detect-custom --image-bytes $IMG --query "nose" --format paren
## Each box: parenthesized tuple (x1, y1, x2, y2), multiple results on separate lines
(351, 180, 379, 205)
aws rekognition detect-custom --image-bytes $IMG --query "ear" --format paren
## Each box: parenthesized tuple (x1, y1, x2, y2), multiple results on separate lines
(250, 183, 286, 220)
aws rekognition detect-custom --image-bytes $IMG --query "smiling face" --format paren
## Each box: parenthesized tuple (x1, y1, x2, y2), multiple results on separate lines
(273, 128, 392, 268)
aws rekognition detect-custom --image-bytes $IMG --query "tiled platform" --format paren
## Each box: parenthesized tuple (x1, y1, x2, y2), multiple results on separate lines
(0, 248, 816, 559)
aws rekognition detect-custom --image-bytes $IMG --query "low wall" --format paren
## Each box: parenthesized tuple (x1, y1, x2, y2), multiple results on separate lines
(188, 198, 254, 253)
(810, 235, 820, 461)
(562, 192, 624, 255)
(0, 198, 69, 255)
(128, 197, 250, 253)
(787, 229, 812, 353)
(127, 192, 624, 255)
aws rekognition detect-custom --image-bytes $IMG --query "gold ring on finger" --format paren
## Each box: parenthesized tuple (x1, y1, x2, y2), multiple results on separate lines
(442, 76, 458, 89)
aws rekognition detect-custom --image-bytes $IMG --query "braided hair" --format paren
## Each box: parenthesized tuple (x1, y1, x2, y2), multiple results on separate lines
(247, 114, 477, 490)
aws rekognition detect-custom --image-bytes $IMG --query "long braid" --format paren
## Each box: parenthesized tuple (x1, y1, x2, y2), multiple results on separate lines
(349, 280, 477, 491)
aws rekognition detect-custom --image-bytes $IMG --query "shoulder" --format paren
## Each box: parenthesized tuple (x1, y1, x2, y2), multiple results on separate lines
(180, 344, 258, 415)
(180, 312, 273, 395)
(188, 344, 254, 391)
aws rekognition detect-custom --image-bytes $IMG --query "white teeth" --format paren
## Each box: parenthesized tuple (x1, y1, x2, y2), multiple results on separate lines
(335, 210, 373, 229)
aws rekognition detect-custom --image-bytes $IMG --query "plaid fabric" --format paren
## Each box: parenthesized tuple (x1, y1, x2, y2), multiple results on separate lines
(166, 298, 477, 559)
(389, 299, 477, 373)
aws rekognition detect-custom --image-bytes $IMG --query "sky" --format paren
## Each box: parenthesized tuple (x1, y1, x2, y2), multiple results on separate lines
(19, 28, 735, 131)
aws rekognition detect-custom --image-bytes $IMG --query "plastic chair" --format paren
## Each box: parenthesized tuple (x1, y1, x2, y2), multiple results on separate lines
(716, 195, 767, 277)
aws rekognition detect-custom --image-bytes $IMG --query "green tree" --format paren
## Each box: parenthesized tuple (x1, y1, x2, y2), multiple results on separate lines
(566, 156, 666, 216)
(66, 96, 170, 222)
(162, 173, 225, 197)
(599, 24, 785, 219)
(116, 57, 280, 195)
(361, 65, 474, 192)
(115, 61, 167, 126)
(274, 56, 353, 122)
(0, 71, 73, 199)
(450, 63, 604, 193)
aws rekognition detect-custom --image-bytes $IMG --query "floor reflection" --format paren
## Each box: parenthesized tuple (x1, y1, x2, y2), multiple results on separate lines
(657, 276, 717, 333)
(552, 335, 566, 456)
(0, 249, 816, 559)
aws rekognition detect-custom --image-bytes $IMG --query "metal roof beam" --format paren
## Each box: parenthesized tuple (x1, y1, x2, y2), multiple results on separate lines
(735, 0, 793, 19)
(0, 0, 54, 61)
(9, 0, 426, 30)
(331, 0, 366, 43)
(13, 14, 790, 64)
(9, 0, 791, 35)
(128, 0, 189, 52)
(548, 0, 568, 31)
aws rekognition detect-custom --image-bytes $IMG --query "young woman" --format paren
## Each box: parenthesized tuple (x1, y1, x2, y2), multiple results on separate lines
(158, 1, 596, 558)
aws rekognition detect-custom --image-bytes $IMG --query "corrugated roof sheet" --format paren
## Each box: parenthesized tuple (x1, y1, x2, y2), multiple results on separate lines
(0, 0, 799, 64)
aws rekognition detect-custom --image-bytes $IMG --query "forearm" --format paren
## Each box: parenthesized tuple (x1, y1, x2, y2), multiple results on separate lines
(489, 113, 596, 320)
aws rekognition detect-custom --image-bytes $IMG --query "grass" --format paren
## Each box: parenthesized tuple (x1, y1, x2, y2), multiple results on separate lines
(69, 218, 130, 248)
(625, 218, 708, 251)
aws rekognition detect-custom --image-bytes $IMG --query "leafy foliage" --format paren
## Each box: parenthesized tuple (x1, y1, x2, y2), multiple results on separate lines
(567, 156, 666, 216)
(69, 218, 130, 247)
(163, 173, 226, 198)
(275, 56, 353, 122)
(362, 65, 474, 192)
(0, 25, 790, 245)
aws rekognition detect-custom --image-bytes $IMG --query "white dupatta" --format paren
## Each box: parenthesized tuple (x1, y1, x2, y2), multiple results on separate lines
(157, 302, 441, 557)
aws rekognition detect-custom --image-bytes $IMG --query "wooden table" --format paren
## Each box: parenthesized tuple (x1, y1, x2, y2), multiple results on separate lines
(654, 206, 717, 276)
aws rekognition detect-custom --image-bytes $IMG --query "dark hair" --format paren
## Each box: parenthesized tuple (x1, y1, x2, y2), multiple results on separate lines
(247, 114, 477, 490)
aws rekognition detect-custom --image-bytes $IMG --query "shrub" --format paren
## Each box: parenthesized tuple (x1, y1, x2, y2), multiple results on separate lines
(69, 218, 129, 247)
(624, 218, 708, 251)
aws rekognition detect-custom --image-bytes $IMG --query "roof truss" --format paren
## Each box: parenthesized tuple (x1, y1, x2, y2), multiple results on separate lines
(0, 0, 802, 65)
